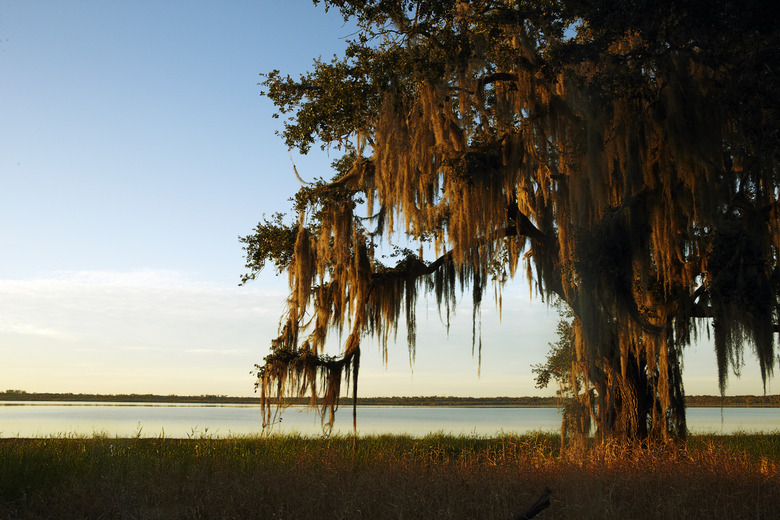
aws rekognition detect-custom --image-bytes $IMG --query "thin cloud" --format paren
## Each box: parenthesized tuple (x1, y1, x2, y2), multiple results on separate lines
(0, 320, 74, 340)
(0, 270, 285, 394)
(184, 348, 249, 355)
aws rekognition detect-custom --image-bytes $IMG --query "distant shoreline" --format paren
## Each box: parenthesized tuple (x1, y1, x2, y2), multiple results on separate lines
(2, 391, 779, 407)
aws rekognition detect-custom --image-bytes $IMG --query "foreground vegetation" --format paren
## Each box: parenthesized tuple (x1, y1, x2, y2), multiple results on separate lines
(1, 432, 778, 519)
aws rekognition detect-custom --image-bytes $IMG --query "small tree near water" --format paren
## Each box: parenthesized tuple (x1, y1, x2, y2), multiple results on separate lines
(533, 300, 590, 447)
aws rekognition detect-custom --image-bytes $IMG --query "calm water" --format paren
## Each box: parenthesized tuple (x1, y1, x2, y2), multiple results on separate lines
(1, 402, 778, 438)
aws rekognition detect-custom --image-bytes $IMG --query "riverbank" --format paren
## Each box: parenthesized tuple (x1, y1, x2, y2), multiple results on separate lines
(1, 433, 778, 519)
(3, 390, 780, 407)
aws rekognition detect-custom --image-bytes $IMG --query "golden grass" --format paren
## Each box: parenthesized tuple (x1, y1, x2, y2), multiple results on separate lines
(0, 432, 777, 519)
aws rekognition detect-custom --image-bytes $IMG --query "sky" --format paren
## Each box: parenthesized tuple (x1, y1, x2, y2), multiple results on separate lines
(0, 1, 772, 398)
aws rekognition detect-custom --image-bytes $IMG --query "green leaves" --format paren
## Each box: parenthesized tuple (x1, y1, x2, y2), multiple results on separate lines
(259, 50, 381, 154)
(239, 213, 298, 283)
(532, 300, 575, 394)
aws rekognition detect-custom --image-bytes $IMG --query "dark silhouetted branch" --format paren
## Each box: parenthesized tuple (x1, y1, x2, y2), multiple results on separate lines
(512, 488, 552, 520)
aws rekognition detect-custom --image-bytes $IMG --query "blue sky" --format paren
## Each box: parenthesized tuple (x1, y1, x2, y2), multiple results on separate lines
(0, 1, 771, 398)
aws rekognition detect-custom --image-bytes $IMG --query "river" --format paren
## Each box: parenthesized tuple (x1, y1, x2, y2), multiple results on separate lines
(1, 402, 778, 438)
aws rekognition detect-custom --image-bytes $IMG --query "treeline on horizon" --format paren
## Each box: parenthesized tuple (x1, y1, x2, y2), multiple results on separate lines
(2, 390, 780, 407)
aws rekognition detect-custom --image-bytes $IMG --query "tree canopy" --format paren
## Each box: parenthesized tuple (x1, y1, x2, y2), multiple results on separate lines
(243, 0, 780, 441)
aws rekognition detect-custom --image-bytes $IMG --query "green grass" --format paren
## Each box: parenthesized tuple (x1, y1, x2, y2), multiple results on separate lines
(1, 432, 778, 519)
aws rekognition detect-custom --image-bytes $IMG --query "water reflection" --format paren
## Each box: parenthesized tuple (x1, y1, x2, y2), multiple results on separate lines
(1, 402, 778, 438)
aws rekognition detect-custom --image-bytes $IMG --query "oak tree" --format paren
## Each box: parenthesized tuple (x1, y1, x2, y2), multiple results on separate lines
(243, 0, 780, 441)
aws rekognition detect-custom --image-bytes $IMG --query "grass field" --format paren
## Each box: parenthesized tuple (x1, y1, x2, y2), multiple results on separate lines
(1, 432, 778, 519)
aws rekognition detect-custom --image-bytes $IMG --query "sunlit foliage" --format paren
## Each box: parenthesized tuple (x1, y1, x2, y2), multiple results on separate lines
(244, 0, 780, 441)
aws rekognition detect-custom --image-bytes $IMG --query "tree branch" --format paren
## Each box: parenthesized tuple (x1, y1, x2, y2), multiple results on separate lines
(317, 157, 374, 193)
(507, 202, 547, 243)
(371, 206, 547, 285)
(477, 72, 519, 90)
(513, 488, 552, 520)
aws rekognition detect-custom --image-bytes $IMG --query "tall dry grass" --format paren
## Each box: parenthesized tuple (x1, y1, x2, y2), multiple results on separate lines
(0, 432, 777, 519)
